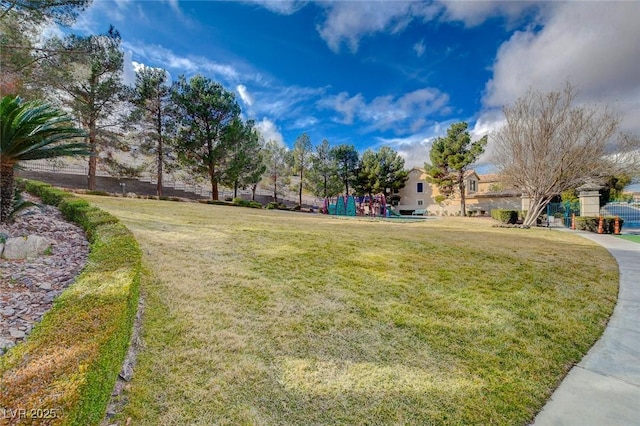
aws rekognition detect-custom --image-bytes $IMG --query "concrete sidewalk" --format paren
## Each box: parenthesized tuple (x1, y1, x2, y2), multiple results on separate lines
(534, 233, 640, 425)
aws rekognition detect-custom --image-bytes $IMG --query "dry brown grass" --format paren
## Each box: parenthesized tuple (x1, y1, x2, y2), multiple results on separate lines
(82, 196, 618, 425)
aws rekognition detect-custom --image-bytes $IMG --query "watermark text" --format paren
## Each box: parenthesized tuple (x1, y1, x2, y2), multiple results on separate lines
(1, 407, 63, 420)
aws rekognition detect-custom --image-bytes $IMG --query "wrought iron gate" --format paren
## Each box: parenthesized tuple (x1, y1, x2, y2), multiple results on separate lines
(546, 202, 580, 227)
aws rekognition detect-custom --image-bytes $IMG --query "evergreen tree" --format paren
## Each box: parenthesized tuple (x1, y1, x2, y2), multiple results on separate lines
(263, 140, 290, 203)
(305, 139, 341, 198)
(331, 144, 359, 196)
(41, 26, 125, 190)
(0, 0, 91, 96)
(221, 118, 265, 199)
(172, 74, 240, 200)
(355, 146, 408, 198)
(127, 66, 173, 196)
(291, 133, 312, 206)
(426, 122, 487, 216)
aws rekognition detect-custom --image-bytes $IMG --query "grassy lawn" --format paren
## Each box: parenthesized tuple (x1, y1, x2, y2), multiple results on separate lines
(618, 234, 640, 244)
(83, 196, 618, 425)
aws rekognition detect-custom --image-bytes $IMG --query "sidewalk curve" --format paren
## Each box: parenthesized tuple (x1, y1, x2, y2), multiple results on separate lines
(534, 232, 640, 425)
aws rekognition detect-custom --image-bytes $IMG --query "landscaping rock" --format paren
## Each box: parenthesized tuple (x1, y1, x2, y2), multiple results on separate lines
(9, 328, 26, 339)
(3, 235, 52, 259)
(0, 337, 15, 351)
(0, 194, 89, 354)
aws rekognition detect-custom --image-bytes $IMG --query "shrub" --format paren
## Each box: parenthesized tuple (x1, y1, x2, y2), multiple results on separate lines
(291, 204, 302, 211)
(0, 180, 141, 426)
(24, 180, 74, 205)
(248, 201, 262, 209)
(199, 199, 231, 206)
(86, 190, 110, 196)
(58, 198, 120, 240)
(491, 209, 518, 224)
(575, 216, 624, 234)
(264, 202, 288, 210)
(232, 197, 251, 207)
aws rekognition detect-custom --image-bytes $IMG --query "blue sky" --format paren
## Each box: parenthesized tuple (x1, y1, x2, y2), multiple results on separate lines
(67, 0, 640, 169)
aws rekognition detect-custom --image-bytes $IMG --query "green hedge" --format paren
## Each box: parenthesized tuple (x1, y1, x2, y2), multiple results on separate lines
(265, 201, 288, 210)
(0, 181, 141, 426)
(232, 197, 262, 209)
(199, 199, 231, 206)
(491, 209, 518, 224)
(575, 216, 624, 234)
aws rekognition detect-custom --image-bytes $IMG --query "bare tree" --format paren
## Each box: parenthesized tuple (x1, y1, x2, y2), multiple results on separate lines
(492, 83, 639, 227)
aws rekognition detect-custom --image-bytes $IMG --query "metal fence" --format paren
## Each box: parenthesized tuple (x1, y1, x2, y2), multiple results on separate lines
(600, 202, 640, 228)
(21, 160, 322, 206)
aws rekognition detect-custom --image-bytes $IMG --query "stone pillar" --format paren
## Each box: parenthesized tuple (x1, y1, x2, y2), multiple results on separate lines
(521, 195, 531, 212)
(579, 191, 600, 217)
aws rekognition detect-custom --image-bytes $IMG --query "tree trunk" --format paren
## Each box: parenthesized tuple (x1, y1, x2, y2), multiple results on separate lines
(273, 174, 278, 203)
(88, 152, 97, 190)
(323, 174, 328, 198)
(157, 145, 163, 197)
(157, 136, 163, 197)
(299, 169, 303, 206)
(0, 161, 15, 223)
(251, 184, 257, 201)
(459, 171, 466, 216)
(88, 116, 97, 190)
(210, 175, 218, 200)
(233, 181, 238, 199)
(523, 197, 549, 227)
(156, 97, 164, 197)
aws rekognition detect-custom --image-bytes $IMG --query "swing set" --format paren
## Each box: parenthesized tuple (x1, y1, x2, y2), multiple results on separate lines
(322, 194, 400, 217)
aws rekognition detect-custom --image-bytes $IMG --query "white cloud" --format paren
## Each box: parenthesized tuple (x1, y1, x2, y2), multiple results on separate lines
(374, 120, 457, 168)
(376, 134, 433, 169)
(163, 0, 181, 14)
(123, 41, 240, 82)
(255, 118, 284, 144)
(317, 92, 364, 125)
(413, 39, 426, 57)
(438, 0, 542, 27)
(236, 84, 253, 106)
(130, 61, 173, 84)
(376, 118, 494, 169)
(238, 0, 537, 56)
(319, 88, 450, 134)
(242, 0, 307, 15)
(483, 1, 640, 137)
(122, 50, 136, 86)
(249, 85, 326, 120)
(290, 116, 318, 130)
(317, 1, 439, 53)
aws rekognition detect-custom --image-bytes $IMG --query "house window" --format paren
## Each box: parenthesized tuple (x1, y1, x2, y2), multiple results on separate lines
(417, 182, 424, 193)
(469, 180, 477, 193)
(417, 200, 424, 206)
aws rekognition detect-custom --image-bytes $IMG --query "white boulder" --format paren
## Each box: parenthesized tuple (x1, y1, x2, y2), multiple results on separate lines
(3, 235, 52, 259)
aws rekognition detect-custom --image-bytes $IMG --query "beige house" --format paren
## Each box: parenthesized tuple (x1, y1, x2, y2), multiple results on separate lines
(395, 167, 521, 215)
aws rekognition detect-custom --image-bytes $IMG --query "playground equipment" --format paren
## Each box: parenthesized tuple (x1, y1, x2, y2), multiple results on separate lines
(323, 194, 392, 217)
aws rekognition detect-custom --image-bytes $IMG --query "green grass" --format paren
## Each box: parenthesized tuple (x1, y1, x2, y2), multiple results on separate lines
(1, 182, 141, 426)
(83, 196, 619, 425)
(618, 234, 640, 243)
